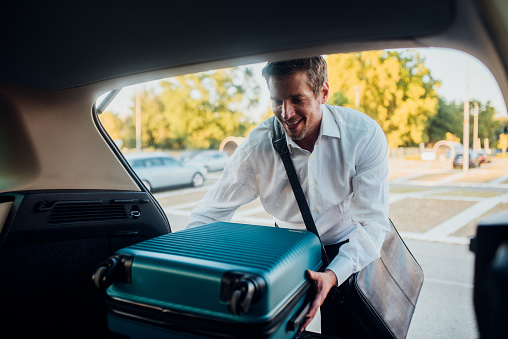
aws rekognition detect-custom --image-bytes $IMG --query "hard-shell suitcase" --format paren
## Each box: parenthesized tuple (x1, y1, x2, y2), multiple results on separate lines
(93, 222, 323, 339)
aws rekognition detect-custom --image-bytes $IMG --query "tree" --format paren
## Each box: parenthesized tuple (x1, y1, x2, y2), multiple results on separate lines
(326, 51, 440, 148)
(327, 90, 350, 107)
(99, 111, 123, 140)
(428, 99, 462, 144)
(474, 101, 500, 148)
(445, 132, 461, 143)
(123, 67, 259, 150)
(499, 134, 508, 155)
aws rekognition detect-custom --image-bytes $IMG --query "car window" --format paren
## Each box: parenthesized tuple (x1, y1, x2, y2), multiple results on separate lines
(161, 158, 180, 167)
(96, 47, 507, 337)
(143, 158, 162, 167)
(130, 160, 145, 168)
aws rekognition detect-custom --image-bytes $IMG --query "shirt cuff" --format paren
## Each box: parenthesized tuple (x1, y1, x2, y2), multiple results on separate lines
(326, 255, 355, 287)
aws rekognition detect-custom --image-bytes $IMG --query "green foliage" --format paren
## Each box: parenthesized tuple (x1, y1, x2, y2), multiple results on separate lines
(326, 50, 440, 148)
(102, 67, 258, 150)
(328, 90, 350, 107)
(499, 134, 508, 154)
(100, 51, 502, 151)
(475, 101, 500, 145)
(99, 111, 123, 140)
(427, 99, 500, 147)
(428, 98, 462, 144)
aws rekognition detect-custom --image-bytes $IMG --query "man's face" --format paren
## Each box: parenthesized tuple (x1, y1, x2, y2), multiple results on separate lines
(269, 72, 329, 148)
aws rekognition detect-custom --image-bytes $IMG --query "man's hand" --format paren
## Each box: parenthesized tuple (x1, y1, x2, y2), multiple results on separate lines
(298, 269, 338, 334)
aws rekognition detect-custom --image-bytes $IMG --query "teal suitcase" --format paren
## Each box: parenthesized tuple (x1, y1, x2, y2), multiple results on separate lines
(93, 222, 323, 338)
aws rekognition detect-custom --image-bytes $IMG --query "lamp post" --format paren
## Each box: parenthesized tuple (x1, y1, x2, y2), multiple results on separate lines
(136, 92, 142, 152)
(354, 86, 360, 109)
(463, 54, 470, 173)
(473, 101, 479, 150)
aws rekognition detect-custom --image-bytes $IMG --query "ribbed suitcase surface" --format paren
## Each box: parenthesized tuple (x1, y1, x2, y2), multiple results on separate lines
(99, 222, 322, 338)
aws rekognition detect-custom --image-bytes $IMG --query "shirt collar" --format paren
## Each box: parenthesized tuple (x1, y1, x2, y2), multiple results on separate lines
(321, 104, 341, 139)
(286, 104, 340, 154)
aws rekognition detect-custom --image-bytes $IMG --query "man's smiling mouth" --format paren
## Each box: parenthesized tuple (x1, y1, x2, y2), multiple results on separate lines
(285, 119, 302, 127)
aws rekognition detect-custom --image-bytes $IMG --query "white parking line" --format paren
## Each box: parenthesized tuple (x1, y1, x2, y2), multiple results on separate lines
(489, 173, 508, 184)
(389, 188, 452, 204)
(425, 194, 508, 239)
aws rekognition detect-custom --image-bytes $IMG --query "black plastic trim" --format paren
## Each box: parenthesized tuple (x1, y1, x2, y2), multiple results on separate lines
(0, 190, 169, 245)
(92, 104, 171, 233)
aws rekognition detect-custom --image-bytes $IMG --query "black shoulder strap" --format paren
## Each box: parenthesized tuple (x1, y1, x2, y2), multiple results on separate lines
(270, 117, 330, 266)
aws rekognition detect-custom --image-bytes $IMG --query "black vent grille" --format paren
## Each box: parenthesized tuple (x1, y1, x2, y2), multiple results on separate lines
(48, 202, 127, 225)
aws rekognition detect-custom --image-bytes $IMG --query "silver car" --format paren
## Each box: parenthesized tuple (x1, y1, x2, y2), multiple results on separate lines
(185, 150, 230, 172)
(125, 152, 207, 191)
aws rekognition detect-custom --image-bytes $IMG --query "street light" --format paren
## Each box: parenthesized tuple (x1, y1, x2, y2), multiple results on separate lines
(136, 91, 142, 152)
(354, 86, 360, 109)
(463, 54, 469, 173)
(473, 101, 480, 150)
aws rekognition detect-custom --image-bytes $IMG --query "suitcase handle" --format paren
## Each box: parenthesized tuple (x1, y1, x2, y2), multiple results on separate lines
(288, 301, 311, 331)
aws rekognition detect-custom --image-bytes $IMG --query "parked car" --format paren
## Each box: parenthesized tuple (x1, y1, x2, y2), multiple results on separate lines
(178, 150, 200, 163)
(453, 150, 482, 168)
(478, 149, 492, 164)
(185, 150, 230, 172)
(0, 0, 507, 338)
(125, 152, 207, 191)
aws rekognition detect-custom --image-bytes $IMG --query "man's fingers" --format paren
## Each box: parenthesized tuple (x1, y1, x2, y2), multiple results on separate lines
(298, 304, 318, 333)
(298, 269, 338, 334)
(298, 271, 327, 333)
(305, 269, 318, 280)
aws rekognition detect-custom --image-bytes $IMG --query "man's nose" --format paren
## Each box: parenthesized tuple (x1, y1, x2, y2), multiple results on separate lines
(281, 101, 296, 120)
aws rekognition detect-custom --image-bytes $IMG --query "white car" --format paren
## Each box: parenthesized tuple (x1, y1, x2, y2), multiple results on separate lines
(125, 152, 207, 191)
(185, 151, 230, 172)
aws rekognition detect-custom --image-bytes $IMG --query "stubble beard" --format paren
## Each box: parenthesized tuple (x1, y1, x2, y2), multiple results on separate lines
(285, 109, 322, 141)
(287, 119, 314, 141)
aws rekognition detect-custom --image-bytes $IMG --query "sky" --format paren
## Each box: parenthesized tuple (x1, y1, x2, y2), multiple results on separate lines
(104, 47, 508, 120)
(417, 47, 507, 117)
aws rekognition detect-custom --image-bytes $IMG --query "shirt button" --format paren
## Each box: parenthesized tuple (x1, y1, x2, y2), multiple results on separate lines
(312, 208, 317, 212)
(311, 181, 316, 186)
(310, 155, 314, 160)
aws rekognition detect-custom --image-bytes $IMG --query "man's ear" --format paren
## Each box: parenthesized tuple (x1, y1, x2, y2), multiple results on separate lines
(321, 82, 329, 104)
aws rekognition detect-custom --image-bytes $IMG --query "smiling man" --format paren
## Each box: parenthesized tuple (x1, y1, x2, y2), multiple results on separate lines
(187, 56, 390, 337)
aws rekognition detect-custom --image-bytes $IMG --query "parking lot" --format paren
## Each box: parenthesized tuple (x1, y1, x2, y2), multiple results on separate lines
(153, 157, 508, 338)
(156, 157, 508, 238)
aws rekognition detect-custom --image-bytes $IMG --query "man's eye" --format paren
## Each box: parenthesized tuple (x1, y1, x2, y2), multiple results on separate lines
(272, 100, 282, 106)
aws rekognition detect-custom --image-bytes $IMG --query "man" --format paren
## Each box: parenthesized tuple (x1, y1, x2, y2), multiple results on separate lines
(187, 56, 390, 336)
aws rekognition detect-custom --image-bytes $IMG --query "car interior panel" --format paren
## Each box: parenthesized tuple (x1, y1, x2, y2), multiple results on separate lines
(0, 0, 507, 337)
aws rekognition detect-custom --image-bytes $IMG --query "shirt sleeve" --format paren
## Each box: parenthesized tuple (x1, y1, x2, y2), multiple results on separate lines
(186, 147, 260, 229)
(326, 122, 390, 286)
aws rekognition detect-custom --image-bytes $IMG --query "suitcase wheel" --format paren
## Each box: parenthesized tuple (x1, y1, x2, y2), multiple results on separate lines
(230, 280, 256, 315)
(221, 272, 266, 316)
(92, 254, 133, 290)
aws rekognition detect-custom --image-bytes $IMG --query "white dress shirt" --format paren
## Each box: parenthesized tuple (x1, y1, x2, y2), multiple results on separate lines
(187, 104, 390, 286)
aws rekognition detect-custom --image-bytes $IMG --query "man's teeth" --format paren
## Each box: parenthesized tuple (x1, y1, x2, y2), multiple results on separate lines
(286, 120, 301, 126)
